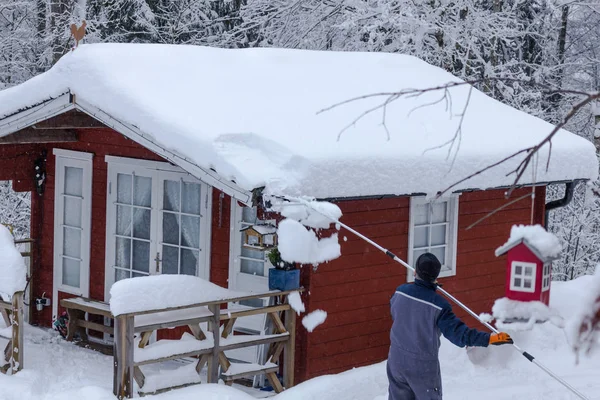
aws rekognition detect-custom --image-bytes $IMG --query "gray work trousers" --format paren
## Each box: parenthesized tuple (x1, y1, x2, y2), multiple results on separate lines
(387, 352, 443, 400)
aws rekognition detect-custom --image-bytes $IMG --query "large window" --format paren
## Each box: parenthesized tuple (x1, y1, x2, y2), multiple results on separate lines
(409, 196, 459, 279)
(510, 261, 537, 293)
(53, 149, 92, 301)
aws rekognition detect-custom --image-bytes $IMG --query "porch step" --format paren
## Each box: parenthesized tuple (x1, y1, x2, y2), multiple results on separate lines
(134, 306, 213, 333)
(137, 362, 202, 395)
(220, 332, 289, 352)
(134, 333, 214, 366)
(222, 362, 279, 381)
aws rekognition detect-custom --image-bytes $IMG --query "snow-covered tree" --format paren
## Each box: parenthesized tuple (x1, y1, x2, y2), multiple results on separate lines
(0, 181, 31, 239)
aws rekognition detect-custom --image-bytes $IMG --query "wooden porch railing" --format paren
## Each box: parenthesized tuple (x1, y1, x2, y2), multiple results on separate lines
(0, 291, 24, 374)
(61, 289, 301, 398)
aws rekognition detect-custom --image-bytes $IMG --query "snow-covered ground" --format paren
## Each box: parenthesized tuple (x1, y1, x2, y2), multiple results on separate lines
(1, 276, 598, 400)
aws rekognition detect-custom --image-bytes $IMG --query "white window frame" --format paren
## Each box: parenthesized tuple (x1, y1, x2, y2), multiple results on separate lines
(52, 149, 93, 318)
(542, 263, 551, 292)
(103, 156, 212, 303)
(510, 261, 537, 293)
(408, 196, 459, 281)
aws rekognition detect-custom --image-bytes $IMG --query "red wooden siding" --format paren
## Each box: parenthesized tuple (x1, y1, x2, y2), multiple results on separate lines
(300, 187, 545, 380)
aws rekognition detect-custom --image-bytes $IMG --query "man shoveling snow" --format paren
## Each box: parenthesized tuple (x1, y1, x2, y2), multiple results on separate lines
(388, 253, 513, 399)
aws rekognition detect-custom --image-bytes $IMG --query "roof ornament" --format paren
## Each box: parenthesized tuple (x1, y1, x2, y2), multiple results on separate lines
(70, 20, 86, 50)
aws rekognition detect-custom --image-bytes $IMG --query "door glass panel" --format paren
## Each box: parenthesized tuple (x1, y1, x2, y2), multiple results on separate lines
(64, 197, 82, 227)
(116, 205, 132, 236)
(134, 176, 152, 207)
(117, 174, 132, 204)
(115, 268, 130, 281)
(242, 206, 257, 223)
(182, 182, 201, 215)
(163, 212, 179, 245)
(132, 240, 150, 273)
(241, 259, 265, 276)
(162, 245, 179, 274)
(64, 167, 83, 196)
(181, 249, 198, 276)
(63, 227, 81, 258)
(115, 237, 131, 269)
(164, 180, 180, 212)
(133, 208, 151, 240)
(181, 215, 200, 248)
(62, 258, 81, 287)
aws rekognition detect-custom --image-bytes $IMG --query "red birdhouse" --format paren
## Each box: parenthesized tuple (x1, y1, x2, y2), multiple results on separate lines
(495, 225, 561, 306)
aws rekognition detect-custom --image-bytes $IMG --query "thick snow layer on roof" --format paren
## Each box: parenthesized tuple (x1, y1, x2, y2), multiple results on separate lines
(0, 225, 27, 300)
(109, 275, 247, 316)
(495, 224, 562, 261)
(0, 44, 597, 198)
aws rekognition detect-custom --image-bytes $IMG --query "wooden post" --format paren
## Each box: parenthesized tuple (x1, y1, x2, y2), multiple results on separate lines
(283, 299, 296, 389)
(10, 292, 24, 374)
(113, 314, 134, 399)
(207, 304, 220, 384)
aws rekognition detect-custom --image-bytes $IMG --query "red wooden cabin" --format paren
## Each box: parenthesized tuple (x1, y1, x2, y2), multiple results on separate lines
(0, 44, 596, 383)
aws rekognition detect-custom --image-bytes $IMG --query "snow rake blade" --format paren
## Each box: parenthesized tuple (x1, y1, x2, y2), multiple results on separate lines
(273, 195, 591, 400)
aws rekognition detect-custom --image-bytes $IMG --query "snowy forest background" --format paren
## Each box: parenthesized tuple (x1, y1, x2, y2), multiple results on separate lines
(1, 0, 599, 281)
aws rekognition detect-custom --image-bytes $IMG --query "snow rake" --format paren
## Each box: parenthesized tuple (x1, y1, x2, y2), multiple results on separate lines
(273, 196, 591, 400)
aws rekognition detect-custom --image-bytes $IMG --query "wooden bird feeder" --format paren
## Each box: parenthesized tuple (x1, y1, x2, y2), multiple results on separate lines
(242, 224, 277, 249)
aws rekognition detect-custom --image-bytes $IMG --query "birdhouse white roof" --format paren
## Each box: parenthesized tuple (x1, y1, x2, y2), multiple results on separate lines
(243, 224, 277, 235)
(0, 44, 597, 200)
(495, 224, 562, 263)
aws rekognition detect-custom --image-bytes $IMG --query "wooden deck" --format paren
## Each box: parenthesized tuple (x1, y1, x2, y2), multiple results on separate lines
(60, 288, 302, 399)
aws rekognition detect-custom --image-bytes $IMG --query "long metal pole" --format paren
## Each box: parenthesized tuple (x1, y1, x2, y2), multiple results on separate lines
(277, 196, 590, 400)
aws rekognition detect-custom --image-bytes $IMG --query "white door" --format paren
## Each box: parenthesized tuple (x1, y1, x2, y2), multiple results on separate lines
(227, 203, 273, 365)
(105, 157, 211, 300)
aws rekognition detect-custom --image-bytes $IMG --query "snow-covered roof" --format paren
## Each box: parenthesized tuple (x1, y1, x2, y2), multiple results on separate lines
(495, 224, 562, 262)
(0, 44, 597, 199)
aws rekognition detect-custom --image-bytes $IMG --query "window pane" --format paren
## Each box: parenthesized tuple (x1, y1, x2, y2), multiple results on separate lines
(162, 245, 179, 274)
(242, 206, 257, 223)
(431, 202, 447, 224)
(431, 246, 446, 266)
(133, 208, 151, 240)
(182, 182, 201, 215)
(524, 279, 532, 289)
(63, 227, 81, 258)
(132, 272, 146, 278)
(117, 174, 132, 204)
(116, 205, 132, 236)
(134, 176, 152, 207)
(514, 278, 522, 287)
(62, 258, 80, 287)
(431, 225, 446, 246)
(163, 212, 179, 245)
(413, 249, 427, 266)
(164, 180, 180, 212)
(515, 265, 522, 275)
(413, 226, 429, 248)
(242, 244, 264, 260)
(413, 203, 428, 225)
(241, 259, 265, 276)
(64, 167, 83, 196)
(524, 266, 533, 276)
(115, 268, 130, 282)
(181, 249, 198, 276)
(132, 240, 150, 273)
(115, 237, 131, 269)
(181, 215, 200, 248)
(64, 197, 82, 228)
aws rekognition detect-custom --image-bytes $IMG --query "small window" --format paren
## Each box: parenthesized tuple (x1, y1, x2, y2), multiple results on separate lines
(510, 261, 537, 293)
(542, 263, 551, 291)
(409, 196, 459, 280)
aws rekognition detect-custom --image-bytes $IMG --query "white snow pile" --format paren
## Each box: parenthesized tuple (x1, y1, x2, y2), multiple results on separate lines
(302, 310, 327, 332)
(566, 266, 600, 356)
(0, 224, 27, 301)
(492, 297, 563, 330)
(109, 275, 248, 316)
(267, 197, 343, 229)
(0, 44, 596, 199)
(277, 219, 341, 265)
(495, 224, 561, 261)
(288, 291, 306, 315)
